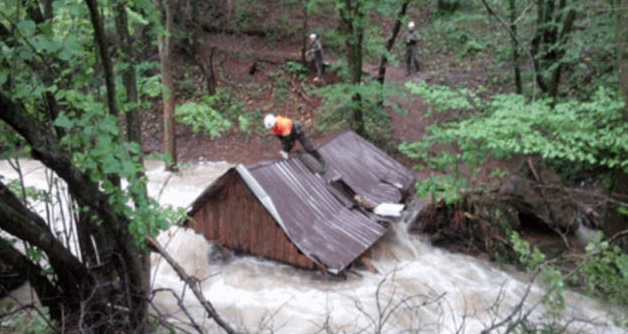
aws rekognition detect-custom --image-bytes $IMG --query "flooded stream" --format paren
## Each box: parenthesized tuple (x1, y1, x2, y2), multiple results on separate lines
(1, 160, 626, 333)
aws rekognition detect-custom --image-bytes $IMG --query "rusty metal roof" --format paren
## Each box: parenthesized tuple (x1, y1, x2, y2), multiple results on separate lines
(246, 130, 415, 273)
(189, 130, 416, 273)
(318, 130, 416, 204)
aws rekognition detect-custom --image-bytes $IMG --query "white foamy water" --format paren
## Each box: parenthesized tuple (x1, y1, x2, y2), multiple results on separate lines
(1, 160, 626, 333)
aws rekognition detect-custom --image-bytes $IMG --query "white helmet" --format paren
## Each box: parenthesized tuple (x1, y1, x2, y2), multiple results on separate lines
(264, 114, 277, 130)
(310, 33, 317, 41)
(408, 21, 415, 29)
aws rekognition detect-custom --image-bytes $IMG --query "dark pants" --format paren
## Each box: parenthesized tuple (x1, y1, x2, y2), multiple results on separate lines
(313, 51, 323, 78)
(405, 47, 420, 75)
(279, 122, 325, 163)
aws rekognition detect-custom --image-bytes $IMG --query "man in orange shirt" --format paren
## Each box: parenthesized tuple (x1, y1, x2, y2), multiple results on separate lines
(264, 114, 324, 165)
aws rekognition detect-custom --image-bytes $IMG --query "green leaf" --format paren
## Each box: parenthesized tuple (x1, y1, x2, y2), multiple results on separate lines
(121, 160, 136, 176)
(16, 20, 36, 33)
(53, 113, 74, 129)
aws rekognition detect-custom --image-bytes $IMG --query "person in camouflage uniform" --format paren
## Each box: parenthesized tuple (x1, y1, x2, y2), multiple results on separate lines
(403, 21, 421, 76)
(307, 33, 323, 78)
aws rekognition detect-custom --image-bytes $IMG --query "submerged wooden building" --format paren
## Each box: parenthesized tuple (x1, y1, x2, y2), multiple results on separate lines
(185, 130, 416, 274)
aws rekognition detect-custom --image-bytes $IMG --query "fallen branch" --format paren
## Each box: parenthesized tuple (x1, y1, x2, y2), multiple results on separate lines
(608, 229, 628, 246)
(147, 237, 238, 334)
(150, 288, 204, 334)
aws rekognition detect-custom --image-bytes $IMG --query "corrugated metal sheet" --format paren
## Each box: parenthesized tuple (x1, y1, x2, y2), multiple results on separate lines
(247, 159, 387, 273)
(187, 130, 416, 273)
(318, 131, 416, 205)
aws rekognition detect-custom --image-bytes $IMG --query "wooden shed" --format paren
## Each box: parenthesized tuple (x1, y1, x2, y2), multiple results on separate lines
(185, 130, 417, 273)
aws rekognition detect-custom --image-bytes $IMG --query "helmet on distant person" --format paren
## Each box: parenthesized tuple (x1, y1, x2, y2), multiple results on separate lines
(310, 33, 317, 41)
(408, 21, 415, 30)
(264, 114, 277, 130)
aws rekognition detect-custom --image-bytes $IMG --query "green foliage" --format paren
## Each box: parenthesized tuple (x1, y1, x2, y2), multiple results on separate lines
(436, 0, 461, 15)
(140, 73, 164, 99)
(510, 231, 546, 272)
(405, 81, 478, 114)
(400, 84, 628, 201)
(415, 174, 469, 204)
(6, 179, 46, 202)
(175, 101, 232, 138)
(510, 231, 567, 322)
(284, 61, 309, 81)
(53, 104, 176, 247)
(424, 12, 498, 57)
(0, 305, 56, 334)
(313, 81, 399, 139)
(576, 233, 628, 305)
(175, 87, 263, 137)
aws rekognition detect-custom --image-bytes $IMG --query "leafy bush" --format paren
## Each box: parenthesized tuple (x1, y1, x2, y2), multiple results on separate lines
(405, 81, 479, 114)
(577, 234, 628, 305)
(284, 61, 308, 80)
(0, 306, 56, 334)
(425, 12, 498, 56)
(53, 104, 178, 246)
(510, 231, 567, 324)
(313, 81, 399, 140)
(174, 101, 232, 138)
(399, 84, 628, 203)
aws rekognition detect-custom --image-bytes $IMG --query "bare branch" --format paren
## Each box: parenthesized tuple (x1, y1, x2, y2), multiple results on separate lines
(480, 275, 538, 334)
(147, 236, 238, 334)
(0, 295, 59, 334)
(608, 229, 628, 245)
(150, 287, 205, 334)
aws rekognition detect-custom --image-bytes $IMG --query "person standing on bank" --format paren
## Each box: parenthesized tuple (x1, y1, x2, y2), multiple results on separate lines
(403, 21, 421, 76)
(307, 33, 323, 79)
(264, 114, 326, 165)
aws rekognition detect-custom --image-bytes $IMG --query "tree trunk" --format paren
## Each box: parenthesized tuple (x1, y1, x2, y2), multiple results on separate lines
(189, 0, 216, 95)
(376, 0, 410, 86)
(85, 0, 118, 117)
(0, 236, 61, 317)
(604, 0, 628, 243)
(114, 4, 152, 327)
(0, 93, 150, 332)
(339, 0, 366, 136)
(43, 0, 54, 20)
(530, 0, 577, 106)
(509, 0, 522, 94)
(301, 1, 308, 64)
(156, 0, 178, 171)
(548, 7, 576, 108)
(114, 0, 142, 154)
(531, 0, 550, 92)
(0, 180, 92, 318)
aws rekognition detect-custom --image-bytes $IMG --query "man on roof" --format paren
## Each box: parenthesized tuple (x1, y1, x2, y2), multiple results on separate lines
(264, 114, 325, 165)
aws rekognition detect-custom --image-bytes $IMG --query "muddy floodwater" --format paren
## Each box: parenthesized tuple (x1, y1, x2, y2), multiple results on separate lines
(1, 160, 626, 333)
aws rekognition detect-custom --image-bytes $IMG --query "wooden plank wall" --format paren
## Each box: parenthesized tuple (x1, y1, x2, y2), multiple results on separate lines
(188, 172, 315, 269)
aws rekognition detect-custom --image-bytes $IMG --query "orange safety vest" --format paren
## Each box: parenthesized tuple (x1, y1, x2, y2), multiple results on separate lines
(271, 116, 293, 136)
